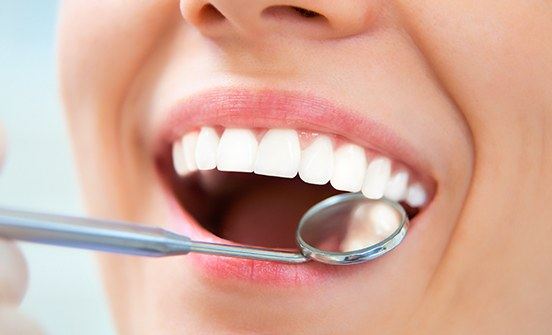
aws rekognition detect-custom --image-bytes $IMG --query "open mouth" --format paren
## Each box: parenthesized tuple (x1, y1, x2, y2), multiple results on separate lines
(154, 89, 434, 282)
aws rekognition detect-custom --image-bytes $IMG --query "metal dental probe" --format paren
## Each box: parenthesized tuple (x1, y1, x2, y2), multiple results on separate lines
(0, 193, 408, 265)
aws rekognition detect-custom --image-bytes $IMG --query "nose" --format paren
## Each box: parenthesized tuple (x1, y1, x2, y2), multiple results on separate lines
(181, 0, 378, 40)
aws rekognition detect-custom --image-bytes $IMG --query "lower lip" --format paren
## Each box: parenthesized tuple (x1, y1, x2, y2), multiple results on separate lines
(161, 185, 416, 287)
(163, 191, 340, 286)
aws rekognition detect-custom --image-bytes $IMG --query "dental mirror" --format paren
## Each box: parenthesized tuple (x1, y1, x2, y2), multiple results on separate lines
(297, 193, 408, 265)
(0, 193, 408, 265)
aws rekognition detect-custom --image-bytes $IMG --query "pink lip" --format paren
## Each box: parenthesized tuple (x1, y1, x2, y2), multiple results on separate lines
(154, 88, 433, 286)
(163, 190, 354, 286)
(155, 88, 432, 178)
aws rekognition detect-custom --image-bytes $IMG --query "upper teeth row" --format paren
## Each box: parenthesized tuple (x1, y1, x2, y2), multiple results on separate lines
(172, 127, 428, 208)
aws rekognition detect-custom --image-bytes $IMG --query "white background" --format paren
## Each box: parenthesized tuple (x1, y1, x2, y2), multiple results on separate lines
(0, 2, 115, 334)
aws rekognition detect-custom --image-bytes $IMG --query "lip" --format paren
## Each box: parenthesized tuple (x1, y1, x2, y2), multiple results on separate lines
(153, 88, 435, 286)
(163, 188, 355, 286)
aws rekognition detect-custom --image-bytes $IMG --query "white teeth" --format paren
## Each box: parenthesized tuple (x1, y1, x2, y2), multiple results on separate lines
(406, 183, 427, 207)
(195, 127, 219, 170)
(330, 144, 367, 192)
(217, 128, 258, 172)
(362, 157, 392, 199)
(181, 132, 199, 173)
(172, 141, 187, 176)
(299, 136, 334, 185)
(254, 129, 301, 178)
(384, 170, 409, 201)
(173, 127, 429, 208)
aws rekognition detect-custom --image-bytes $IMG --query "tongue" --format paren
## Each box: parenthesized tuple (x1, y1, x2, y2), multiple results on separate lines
(220, 177, 339, 249)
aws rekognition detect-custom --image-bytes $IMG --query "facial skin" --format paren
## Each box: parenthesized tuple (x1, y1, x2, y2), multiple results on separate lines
(58, 1, 552, 334)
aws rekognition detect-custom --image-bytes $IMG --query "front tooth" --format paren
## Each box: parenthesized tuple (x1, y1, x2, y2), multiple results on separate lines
(217, 128, 258, 172)
(254, 129, 300, 178)
(362, 157, 391, 199)
(172, 141, 187, 175)
(330, 144, 367, 192)
(181, 132, 198, 173)
(299, 136, 334, 185)
(384, 170, 409, 201)
(195, 127, 219, 170)
(406, 183, 427, 207)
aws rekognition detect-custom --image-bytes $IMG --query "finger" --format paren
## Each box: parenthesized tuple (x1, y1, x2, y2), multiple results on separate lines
(0, 306, 43, 335)
(0, 239, 28, 305)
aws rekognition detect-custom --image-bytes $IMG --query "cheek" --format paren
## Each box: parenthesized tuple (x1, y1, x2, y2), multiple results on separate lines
(398, 1, 552, 219)
(57, 1, 181, 215)
(58, 0, 179, 122)
(398, 0, 551, 130)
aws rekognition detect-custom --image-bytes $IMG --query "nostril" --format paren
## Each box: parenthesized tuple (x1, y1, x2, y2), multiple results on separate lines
(291, 7, 320, 19)
(198, 3, 226, 25)
(262, 5, 328, 25)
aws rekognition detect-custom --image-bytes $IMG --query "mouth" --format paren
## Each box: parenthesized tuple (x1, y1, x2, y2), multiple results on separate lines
(154, 89, 435, 285)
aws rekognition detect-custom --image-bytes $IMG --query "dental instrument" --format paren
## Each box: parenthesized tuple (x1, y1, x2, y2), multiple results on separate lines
(0, 193, 407, 265)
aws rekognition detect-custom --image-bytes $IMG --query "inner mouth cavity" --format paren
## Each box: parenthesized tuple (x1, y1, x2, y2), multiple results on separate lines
(164, 127, 429, 249)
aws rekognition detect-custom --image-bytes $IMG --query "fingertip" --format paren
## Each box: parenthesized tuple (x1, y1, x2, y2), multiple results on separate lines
(0, 240, 29, 305)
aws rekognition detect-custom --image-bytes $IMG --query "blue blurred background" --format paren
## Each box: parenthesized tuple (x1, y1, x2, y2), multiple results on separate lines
(0, 2, 114, 334)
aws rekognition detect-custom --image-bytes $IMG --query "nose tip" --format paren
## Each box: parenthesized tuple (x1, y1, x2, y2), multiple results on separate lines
(181, 0, 378, 40)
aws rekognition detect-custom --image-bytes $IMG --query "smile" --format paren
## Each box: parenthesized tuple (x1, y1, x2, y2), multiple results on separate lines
(154, 89, 435, 285)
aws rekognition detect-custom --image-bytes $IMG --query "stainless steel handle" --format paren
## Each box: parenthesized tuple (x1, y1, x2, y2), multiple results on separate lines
(0, 208, 308, 263)
(0, 208, 192, 257)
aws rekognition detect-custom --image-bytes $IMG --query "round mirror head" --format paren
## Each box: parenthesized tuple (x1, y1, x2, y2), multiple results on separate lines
(296, 193, 408, 265)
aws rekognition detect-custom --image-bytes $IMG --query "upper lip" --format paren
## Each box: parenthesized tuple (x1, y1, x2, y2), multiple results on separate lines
(153, 87, 435, 285)
(154, 88, 433, 182)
